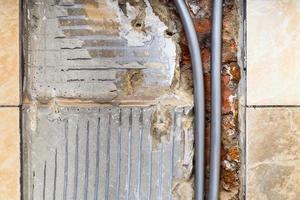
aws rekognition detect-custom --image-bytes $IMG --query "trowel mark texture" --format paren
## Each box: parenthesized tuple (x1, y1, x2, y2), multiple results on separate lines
(22, 106, 194, 200)
(26, 0, 177, 101)
(23, 0, 193, 199)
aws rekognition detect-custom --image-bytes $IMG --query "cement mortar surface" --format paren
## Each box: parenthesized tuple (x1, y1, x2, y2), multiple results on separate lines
(23, 0, 242, 199)
(23, 0, 196, 199)
(25, 0, 180, 103)
(22, 105, 194, 200)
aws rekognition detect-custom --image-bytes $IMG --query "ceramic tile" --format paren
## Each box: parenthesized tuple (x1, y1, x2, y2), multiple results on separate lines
(247, 108, 300, 200)
(247, 0, 300, 105)
(0, 108, 20, 200)
(0, 0, 19, 105)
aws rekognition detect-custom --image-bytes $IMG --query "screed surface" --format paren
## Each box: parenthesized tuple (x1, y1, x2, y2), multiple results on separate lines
(25, 0, 177, 102)
(24, 0, 194, 199)
(23, 106, 194, 200)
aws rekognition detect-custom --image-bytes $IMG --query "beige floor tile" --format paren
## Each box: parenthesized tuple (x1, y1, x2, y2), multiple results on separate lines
(0, 108, 19, 200)
(0, 0, 19, 105)
(247, 0, 300, 105)
(247, 108, 300, 200)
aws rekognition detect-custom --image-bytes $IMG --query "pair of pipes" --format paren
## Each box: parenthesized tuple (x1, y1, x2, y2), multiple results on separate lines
(174, 0, 223, 200)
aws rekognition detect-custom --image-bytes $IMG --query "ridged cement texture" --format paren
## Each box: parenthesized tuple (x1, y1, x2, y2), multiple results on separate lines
(22, 106, 194, 200)
(25, 0, 177, 101)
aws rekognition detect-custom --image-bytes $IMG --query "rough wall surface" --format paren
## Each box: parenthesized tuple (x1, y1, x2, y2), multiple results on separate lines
(182, 0, 242, 199)
(23, 106, 194, 200)
(24, 0, 195, 199)
(24, 0, 242, 199)
(25, 0, 181, 103)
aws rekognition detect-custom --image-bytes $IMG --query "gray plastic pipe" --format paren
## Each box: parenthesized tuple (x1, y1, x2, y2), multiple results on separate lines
(209, 0, 223, 200)
(174, 0, 205, 200)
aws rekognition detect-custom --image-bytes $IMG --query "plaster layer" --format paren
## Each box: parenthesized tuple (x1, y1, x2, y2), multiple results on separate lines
(22, 105, 194, 200)
(25, 0, 178, 103)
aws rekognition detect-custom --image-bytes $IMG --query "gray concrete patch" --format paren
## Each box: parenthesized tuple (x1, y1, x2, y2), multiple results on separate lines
(22, 105, 194, 200)
(25, 0, 178, 102)
(23, 1, 194, 199)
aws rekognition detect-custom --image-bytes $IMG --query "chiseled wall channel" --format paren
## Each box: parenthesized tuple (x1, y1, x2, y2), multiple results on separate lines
(0, 0, 243, 200)
(184, 0, 243, 199)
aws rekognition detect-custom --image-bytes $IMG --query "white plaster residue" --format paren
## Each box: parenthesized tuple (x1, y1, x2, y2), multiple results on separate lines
(122, 4, 152, 46)
(143, 1, 176, 85)
(229, 94, 237, 105)
(98, 0, 177, 88)
(109, 0, 177, 86)
(110, 1, 152, 46)
(30, 103, 38, 132)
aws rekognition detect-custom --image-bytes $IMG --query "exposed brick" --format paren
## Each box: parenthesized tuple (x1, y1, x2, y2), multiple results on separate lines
(228, 146, 240, 162)
(228, 62, 241, 83)
(194, 18, 211, 35)
(201, 47, 211, 73)
(222, 39, 238, 63)
(222, 74, 233, 114)
(183, 1, 241, 199)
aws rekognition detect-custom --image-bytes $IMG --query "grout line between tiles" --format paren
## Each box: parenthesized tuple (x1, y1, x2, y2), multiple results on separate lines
(0, 105, 21, 108)
(247, 105, 300, 108)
